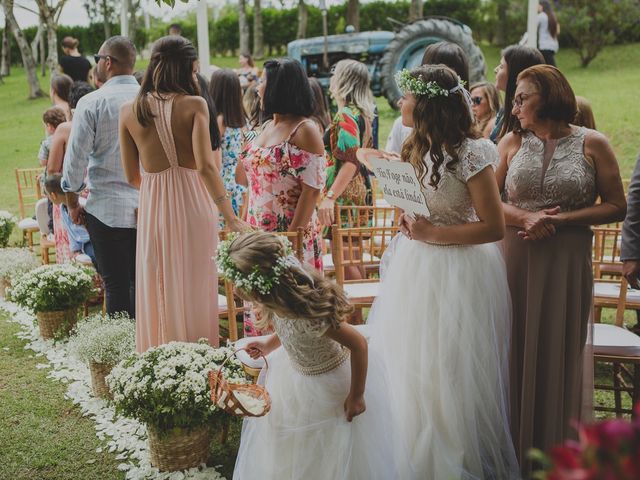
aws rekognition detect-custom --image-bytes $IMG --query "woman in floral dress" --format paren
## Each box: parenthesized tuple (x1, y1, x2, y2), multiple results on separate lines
(317, 59, 376, 229)
(238, 58, 326, 335)
(209, 69, 247, 224)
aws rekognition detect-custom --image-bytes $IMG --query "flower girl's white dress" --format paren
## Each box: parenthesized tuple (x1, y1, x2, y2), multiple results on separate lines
(369, 138, 520, 479)
(233, 314, 412, 480)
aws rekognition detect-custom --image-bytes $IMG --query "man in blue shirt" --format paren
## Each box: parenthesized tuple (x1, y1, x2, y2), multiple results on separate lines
(62, 36, 139, 318)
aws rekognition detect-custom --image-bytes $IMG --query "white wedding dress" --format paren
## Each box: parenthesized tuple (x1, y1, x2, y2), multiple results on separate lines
(233, 314, 413, 480)
(369, 137, 520, 479)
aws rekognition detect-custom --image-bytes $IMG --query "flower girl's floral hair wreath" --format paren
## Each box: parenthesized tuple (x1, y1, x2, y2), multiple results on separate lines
(396, 65, 478, 190)
(217, 231, 353, 329)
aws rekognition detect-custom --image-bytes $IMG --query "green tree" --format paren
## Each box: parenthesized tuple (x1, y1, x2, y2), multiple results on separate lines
(558, 0, 640, 67)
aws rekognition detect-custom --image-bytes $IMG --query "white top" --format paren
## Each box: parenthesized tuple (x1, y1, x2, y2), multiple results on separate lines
(385, 116, 413, 154)
(537, 12, 559, 52)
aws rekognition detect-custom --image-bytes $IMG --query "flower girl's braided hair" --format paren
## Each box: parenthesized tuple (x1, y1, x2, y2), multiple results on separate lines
(218, 231, 354, 330)
(398, 65, 477, 189)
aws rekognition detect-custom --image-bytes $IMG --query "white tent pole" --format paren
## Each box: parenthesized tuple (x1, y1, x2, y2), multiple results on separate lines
(121, 0, 130, 38)
(526, 0, 538, 49)
(196, 0, 210, 74)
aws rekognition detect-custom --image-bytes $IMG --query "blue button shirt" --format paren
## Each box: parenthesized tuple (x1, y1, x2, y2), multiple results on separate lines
(62, 75, 140, 228)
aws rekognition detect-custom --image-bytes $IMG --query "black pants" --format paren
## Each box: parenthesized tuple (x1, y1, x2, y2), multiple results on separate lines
(85, 213, 136, 318)
(540, 49, 556, 67)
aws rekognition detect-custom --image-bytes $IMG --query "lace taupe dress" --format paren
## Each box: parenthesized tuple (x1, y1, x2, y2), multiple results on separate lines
(503, 126, 596, 473)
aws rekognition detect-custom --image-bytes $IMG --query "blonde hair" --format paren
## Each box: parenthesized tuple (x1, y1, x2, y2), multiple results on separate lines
(331, 59, 376, 122)
(574, 95, 596, 130)
(470, 81, 502, 134)
(225, 231, 354, 330)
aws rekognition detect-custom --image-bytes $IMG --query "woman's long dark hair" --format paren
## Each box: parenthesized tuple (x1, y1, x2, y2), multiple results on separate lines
(540, 0, 558, 38)
(401, 65, 476, 189)
(209, 69, 246, 129)
(195, 73, 221, 150)
(134, 36, 219, 149)
(498, 45, 545, 140)
(308, 77, 331, 131)
(421, 41, 470, 87)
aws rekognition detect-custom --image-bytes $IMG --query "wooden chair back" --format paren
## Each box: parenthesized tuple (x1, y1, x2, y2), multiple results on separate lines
(592, 226, 623, 279)
(331, 224, 399, 286)
(15, 168, 43, 220)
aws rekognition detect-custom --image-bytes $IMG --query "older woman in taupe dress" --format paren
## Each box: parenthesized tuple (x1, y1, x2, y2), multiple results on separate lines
(496, 65, 626, 475)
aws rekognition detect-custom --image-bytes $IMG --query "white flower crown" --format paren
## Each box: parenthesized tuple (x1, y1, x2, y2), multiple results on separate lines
(216, 233, 294, 295)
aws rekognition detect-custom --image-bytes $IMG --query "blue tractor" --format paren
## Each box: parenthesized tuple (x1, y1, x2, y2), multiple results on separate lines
(288, 17, 486, 109)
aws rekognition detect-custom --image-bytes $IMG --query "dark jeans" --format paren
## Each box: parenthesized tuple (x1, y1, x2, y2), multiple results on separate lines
(540, 49, 556, 67)
(85, 213, 136, 318)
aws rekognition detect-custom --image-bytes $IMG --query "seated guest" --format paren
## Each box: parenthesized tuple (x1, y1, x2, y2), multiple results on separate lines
(470, 81, 501, 138)
(44, 174, 96, 266)
(39, 106, 68, 235)
(39, 106, 68, 167)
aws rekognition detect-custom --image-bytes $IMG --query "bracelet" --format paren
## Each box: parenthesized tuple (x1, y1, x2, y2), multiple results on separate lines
(213, 192, 230, 205)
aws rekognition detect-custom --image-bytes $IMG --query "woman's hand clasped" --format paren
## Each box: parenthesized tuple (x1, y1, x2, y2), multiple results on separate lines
(517, 206, 562, 241)
(399, 213, 437, 243)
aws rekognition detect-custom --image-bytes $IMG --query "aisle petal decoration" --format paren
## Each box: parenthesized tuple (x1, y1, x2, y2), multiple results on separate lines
(0, 300, 227, 480)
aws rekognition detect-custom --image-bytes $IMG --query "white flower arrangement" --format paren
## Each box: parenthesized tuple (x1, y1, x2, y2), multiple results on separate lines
(0, 247, 40, 282)
(69, 313, 136, 365)
(0, 210, 17, 247)
(8, 263, 95, 312)
(107, 341, 248, 433)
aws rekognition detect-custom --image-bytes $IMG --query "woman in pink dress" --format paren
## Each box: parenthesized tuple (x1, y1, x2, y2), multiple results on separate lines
(238, 58, 326, 335)
(120, 36, 248, 352)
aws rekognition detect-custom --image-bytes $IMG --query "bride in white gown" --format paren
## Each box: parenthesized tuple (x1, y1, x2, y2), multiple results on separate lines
(368, 65, 520, 479)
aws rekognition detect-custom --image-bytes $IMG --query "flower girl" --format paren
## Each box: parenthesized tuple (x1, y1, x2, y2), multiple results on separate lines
(218, 231, 411, 480)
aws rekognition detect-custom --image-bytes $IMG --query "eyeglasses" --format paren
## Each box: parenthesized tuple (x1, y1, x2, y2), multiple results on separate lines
(471, 96, 483, 105)
(513, 92, 538, 108)
(94, 54, 118, 64)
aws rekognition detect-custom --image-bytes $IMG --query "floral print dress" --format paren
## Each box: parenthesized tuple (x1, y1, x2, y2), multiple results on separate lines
(239, 119, 326, 336)
(324, 105, 373, 230)
(219, 126, 247, 227)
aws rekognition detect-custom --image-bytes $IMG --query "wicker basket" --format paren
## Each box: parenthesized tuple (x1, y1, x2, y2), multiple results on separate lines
(89, 361, 114, 399)
(36, 308, 78, 340)
(0, 278, 9, 299)
(209, 349, 271, 417)
(147, 425, 211, 472)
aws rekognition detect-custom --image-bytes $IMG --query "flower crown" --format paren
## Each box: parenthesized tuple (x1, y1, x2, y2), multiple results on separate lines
(216, 233, 294, 295)
(395, 68, 466, 98)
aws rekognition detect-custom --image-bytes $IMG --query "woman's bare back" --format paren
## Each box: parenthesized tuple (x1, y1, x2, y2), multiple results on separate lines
(121, 94, 206, 173)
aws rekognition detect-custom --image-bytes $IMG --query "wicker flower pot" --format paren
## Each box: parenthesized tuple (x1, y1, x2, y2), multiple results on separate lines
(89, 361, 114, 399)
(0, 277, 10, 299)
(147, 425, 211, 472)
(36, 308, 78, 340)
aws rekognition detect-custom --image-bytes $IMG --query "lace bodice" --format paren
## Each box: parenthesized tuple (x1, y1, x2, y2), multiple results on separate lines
(421, 137, 498, 226)
(504, 127, 597, 212)
(272, 315, 349, 376)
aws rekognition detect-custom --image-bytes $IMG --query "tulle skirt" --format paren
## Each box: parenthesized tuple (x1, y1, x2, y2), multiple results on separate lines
(368, 235, 520, 479)
(233, 345, 413, 480)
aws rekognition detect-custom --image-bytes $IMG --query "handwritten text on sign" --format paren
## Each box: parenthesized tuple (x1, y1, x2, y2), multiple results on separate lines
(370, 157, 430, 217)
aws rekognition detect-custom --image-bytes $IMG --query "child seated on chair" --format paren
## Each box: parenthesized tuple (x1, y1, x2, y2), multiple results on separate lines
(39, 107, 68, 236)
(43, 173, 96, 266)
(38, 107, 67, 168)
(220, 230, 413, 480)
